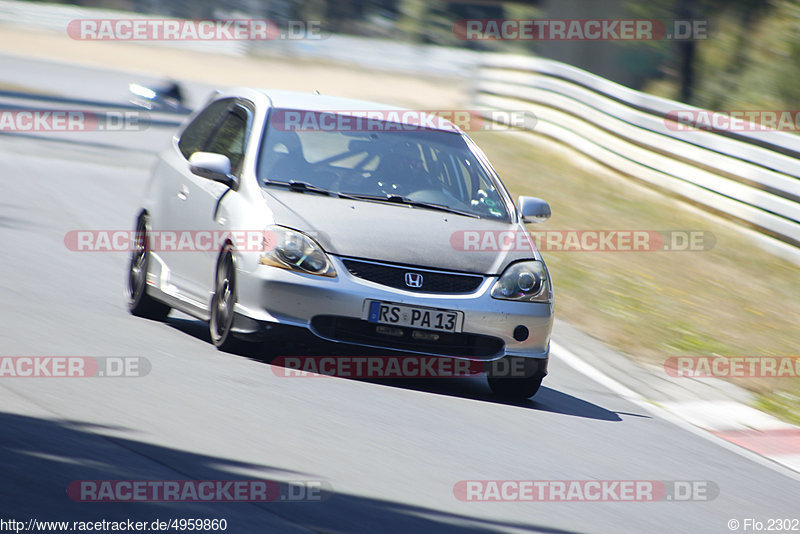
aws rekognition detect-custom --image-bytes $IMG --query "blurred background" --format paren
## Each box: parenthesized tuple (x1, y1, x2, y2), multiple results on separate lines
(28, 0, 800, 111)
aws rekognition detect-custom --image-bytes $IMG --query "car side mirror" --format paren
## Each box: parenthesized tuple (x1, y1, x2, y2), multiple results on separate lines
(518, 196, 551, 223)
(189, 152, 238, 189)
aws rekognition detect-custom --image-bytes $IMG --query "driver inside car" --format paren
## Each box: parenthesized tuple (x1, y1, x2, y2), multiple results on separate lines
(374, 141, 436, 196)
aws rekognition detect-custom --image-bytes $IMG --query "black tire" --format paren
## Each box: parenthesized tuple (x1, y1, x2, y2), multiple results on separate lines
(127, 215, 171, 321)
(486, 356, 545, 399)
(487, 375, 543, 399)
(209, 247, 245, 353)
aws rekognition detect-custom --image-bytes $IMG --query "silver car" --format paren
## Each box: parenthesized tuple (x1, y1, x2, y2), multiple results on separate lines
(127, 88, 554, 398)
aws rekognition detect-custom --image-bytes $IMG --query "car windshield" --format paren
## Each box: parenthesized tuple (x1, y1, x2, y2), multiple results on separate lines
(256, 108, 511, 220)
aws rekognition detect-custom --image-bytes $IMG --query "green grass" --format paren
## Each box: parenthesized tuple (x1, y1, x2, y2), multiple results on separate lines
(757, 393, 800, 427)
(471, 130, 800, 422)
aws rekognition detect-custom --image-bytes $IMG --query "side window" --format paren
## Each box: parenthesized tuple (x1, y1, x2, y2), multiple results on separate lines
(205, 108, 248, 176)
(178, 100, 232, 160)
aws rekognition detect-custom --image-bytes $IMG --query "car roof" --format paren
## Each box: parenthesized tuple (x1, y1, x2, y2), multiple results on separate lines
(227, 88, 462, 134)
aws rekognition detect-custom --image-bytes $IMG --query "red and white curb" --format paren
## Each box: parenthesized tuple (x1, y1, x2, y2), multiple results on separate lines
(659, 401, 800, 473)
(551, 342, 800, 477)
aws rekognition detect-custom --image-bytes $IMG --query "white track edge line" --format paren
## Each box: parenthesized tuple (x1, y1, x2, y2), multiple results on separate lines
(550, 341, 800, 482)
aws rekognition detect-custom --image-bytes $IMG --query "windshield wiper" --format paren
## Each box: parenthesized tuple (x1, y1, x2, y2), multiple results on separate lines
(262, 180, 361, 200)
(350, 194, 480, 218)
(264, 182, 480, 218)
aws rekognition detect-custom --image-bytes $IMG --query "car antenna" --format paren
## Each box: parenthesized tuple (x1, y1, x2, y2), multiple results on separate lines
(313, 89, 321, 95)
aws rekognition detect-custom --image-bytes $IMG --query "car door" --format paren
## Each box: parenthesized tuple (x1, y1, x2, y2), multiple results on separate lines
(175, 101, 253, 306)
(154, 98, 234, 307)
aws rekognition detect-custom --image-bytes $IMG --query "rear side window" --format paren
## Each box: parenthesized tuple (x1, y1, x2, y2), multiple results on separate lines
(205, 109, 248, 176)
(178, 100, 232, 159)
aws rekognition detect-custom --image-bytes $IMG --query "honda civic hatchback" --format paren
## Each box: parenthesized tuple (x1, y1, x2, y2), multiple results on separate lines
(127, 88, 554, 398)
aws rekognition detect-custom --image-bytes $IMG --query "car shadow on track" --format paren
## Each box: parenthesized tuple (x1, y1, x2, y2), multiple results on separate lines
(165, 316, 639, 423)
(0, 411, 584, 534)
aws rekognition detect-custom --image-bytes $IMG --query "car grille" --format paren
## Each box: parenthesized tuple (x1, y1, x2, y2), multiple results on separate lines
(311, 316, 504, 359)
(341, 259, 484, 294)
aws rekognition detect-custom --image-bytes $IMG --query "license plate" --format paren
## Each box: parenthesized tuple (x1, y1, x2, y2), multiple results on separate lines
(365, 301, 463, 333)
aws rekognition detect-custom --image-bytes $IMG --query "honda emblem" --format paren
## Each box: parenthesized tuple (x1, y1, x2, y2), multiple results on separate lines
(404, 272, 423, 288)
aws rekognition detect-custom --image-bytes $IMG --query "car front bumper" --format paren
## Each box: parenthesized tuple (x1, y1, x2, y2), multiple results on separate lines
(234, 254, 553, 362)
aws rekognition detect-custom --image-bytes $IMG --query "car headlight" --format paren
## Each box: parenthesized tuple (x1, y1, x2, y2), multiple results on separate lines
(259, 226, 336, 277)
(491, 260, 550, 302)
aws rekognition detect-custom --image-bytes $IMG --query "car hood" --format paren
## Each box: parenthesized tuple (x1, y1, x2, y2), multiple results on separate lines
(261, 189, 539, 275)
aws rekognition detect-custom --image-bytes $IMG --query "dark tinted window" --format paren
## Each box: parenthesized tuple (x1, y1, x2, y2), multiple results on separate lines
(205, 109, 248, 175)
(178, 100, 232, 159)
(257, 110, 511, 221)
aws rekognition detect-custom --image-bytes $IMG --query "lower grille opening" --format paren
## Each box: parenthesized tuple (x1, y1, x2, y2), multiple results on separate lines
(310, 316, 504, 359)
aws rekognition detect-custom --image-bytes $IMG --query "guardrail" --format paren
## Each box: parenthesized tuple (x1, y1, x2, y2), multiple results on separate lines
(471, 54, 800, 262)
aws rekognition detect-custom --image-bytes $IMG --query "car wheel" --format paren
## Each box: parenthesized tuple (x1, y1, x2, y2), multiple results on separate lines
(487, 375, 543, 399)
(127, 215, 171, 320)
(209, 247, 244, 352)
(486, 356, 545, 399)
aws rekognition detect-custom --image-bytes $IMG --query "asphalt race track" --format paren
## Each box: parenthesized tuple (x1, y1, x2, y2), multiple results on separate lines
(0, 56, 797, 533)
